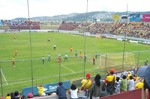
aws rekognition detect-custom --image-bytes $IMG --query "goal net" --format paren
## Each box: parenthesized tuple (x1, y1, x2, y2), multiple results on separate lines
(100, 52, 136, 71)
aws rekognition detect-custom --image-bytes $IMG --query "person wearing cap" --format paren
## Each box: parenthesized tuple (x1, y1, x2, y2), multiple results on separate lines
(105, 69, 115, 83)
(27, 93, 33, 98)
(105, 68, 115, 95)
(81, 73, 93, 98)
(56, 82, 67, 99)
(81, 73, 93, 91)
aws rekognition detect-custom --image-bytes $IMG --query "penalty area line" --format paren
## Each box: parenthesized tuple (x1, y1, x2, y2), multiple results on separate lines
(0, 69, 8, 85)
(61, 63, 76, 73)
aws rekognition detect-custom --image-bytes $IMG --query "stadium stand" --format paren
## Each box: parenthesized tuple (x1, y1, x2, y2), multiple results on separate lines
(58, 22, 79, 30)
(9, 21, 40, 30)
(0, 20, 40, 30)
(0, 19, 149, 40)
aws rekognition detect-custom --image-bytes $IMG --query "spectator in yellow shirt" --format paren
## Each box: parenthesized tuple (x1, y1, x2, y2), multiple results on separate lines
(5, 94, 11, 99)
(81, 73, 93, 90)
(135, 81, 144, 89)
(105, 68, 115, 95)
(37, 84, 47, 96)
(127, 72, 132, 80)
(105, 69, 115, 83)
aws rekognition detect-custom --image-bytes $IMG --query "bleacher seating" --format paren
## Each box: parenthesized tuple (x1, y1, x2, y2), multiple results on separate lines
(0, 20, 40, 30)
(58, 22, 79, 30)
(9, 21, 40, 30)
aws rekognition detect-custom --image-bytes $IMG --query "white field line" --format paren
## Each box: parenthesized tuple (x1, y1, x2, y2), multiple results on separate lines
(1, 68, 98, 87)
(0, 57, 141, 87)
(1, 71, 83, 87)
(62, 61, 83, 65)
(61, 63, 75, 73)
(1, 69, 8, 85)
(0, 61, 88, 87)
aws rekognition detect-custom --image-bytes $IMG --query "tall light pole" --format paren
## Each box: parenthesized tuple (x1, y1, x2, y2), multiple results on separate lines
(122, 3, 128, 71)
(83, 0, 88, 77)
(27, 0, 34, 94)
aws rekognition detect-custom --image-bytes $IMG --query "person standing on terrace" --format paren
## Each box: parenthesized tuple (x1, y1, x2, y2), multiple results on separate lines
(89, 73, 104, 99)
(105, 69, 115, 95)
(120, 75, 128, 92)
(81, 73, 93, 97)
(56, 82, 67, 99)
(68, 84, 79, 99)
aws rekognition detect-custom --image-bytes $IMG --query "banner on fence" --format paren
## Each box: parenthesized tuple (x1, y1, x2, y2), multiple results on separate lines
(22, 80, 71, 97)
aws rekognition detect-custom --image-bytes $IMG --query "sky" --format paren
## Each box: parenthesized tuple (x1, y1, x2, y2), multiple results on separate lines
(0, 0, 149, 19)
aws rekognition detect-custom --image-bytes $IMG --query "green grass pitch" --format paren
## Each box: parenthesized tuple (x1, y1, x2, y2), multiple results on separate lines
(0, 32, 150, 96)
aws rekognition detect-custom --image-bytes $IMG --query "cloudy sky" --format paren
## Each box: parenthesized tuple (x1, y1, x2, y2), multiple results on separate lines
(0, 0, 149, 19)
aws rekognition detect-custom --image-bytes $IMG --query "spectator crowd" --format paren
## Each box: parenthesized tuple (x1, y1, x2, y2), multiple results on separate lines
(3, 68, 150, 99)
(0, 20, 150, 39)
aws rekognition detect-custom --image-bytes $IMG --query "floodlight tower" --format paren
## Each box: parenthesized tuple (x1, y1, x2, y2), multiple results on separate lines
(27, 0, 34, 95)
(122, 3, 128, 71)
(83, 0, 89, 77)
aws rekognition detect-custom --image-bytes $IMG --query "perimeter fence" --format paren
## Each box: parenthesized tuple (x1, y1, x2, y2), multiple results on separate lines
(0, 50, 149, 97)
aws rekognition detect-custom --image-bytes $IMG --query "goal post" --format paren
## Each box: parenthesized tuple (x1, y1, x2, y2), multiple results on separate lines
(100, 52, 136, 71)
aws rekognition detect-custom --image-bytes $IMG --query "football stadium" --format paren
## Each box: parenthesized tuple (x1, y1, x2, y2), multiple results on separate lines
(0, 1, 150, 99)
